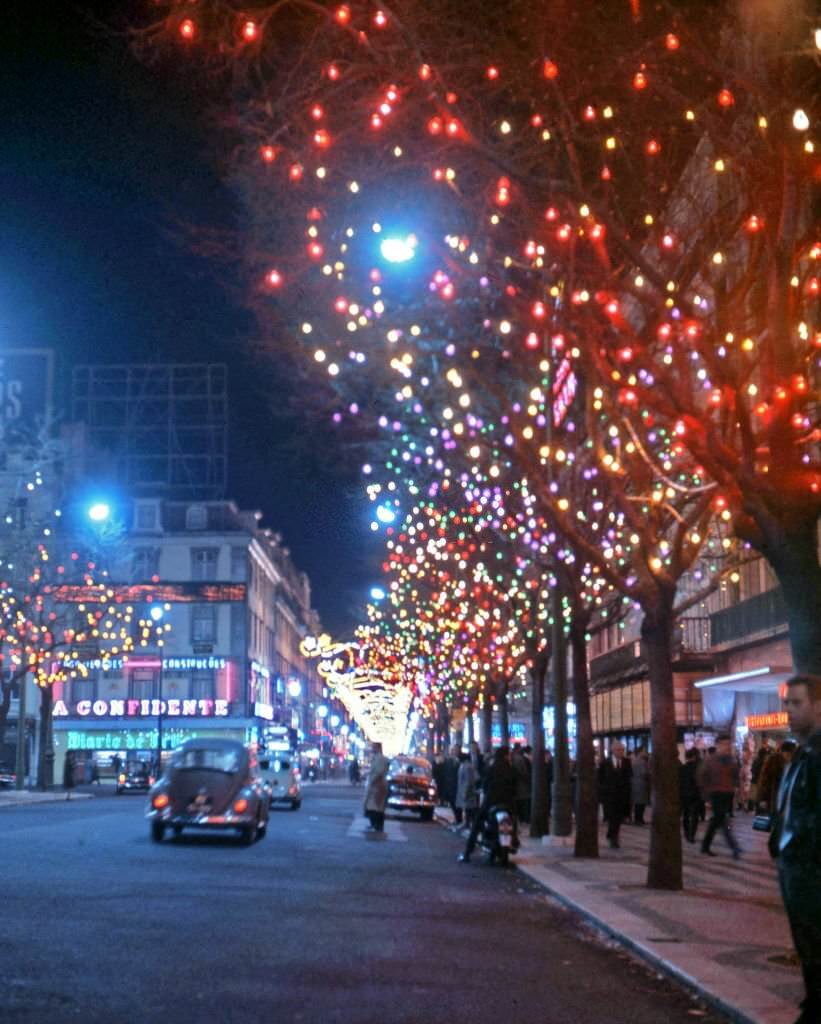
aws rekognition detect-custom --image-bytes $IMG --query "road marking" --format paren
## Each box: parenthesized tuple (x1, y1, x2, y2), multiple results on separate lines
(347, 815, 407, 842)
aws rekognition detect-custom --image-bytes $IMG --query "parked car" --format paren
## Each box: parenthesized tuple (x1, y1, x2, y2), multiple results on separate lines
(115, 760, 152, 795)
(145, 738, 269, 845)
(258, 752, 302, 810)
(386, 756, 437, 821)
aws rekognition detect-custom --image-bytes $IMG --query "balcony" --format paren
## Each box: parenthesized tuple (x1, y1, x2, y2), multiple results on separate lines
(590, 616, 711, 686)
(709, 587, 787, 647)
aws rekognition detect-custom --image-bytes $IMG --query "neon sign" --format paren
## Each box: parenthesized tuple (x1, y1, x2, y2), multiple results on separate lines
(746, 711, 788, 730)
(53, 698, 230, 719)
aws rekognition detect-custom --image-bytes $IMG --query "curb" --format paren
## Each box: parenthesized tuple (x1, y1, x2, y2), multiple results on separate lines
(0, 792, 94, 808)
(434, 810, 758, 1024)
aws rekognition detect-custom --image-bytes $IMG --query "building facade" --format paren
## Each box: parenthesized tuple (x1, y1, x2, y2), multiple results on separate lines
(51, 498, 324, 778)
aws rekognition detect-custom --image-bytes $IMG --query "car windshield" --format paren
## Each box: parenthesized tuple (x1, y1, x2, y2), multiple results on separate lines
(174, 748, 241, 774)
(389, 758, 430, 778)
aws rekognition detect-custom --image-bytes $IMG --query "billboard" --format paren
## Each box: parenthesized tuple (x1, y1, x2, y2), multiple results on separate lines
(0, 349, 55, 442)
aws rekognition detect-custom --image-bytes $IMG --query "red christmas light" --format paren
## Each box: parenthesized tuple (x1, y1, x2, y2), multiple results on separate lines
(179, 19, 196, 40)
(335, 5, 351, 25)
(428, 116, 443, 135)
(241, 20, 258, 42)
(266, 269, 283, 288)
(289, 164, 304, 181)
(745, 214, 763, 233)
(645, 139, 661, 155)
(665, 33, 680, 50)
(633, 70, 648, 90)
(313, 129, 331, 148)
(718, 89, 735, 108)
(542, 59, 559, 79)
(486, 66, 500, 80)
(260, 145, 277, 164)
(326, 63, 340, 81)
(419, 64, 432, 80)
(373, 9, 388, 28)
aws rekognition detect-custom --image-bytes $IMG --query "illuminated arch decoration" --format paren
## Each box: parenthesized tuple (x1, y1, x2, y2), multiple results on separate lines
(300, 633, 413, 756)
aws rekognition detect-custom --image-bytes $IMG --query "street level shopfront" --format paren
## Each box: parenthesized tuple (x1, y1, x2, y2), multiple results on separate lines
(695, 665, 792, 750)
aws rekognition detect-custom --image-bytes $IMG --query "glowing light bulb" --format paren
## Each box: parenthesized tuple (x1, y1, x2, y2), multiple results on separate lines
(793, 108, 810, 131)
(179, 19, 195, 39)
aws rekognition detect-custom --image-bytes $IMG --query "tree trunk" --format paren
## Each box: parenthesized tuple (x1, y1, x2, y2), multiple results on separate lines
(0, 681, 11, 753)
(569, 621, 598, 858)
(530, 653, 549, 838)
(36, 686, 53, 792)
(498, 680, 510, 745)
(480, 679, 493, 754)
(466, 706, 475, 745)
(757, 515, 821, 674)
(641, 593, 683, 891)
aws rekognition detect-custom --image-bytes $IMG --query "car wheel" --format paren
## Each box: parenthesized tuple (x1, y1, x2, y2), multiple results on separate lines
(150, 820, 165, 843)
(257, 820, 267, 840)
(240, 820, 257, 845)
(419, 808, 433, 822)
(291, 800, 301, 811)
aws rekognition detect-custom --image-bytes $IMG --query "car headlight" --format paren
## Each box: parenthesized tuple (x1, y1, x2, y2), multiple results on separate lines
(152, 793, 169, 810)
(427, 786, 436, 797)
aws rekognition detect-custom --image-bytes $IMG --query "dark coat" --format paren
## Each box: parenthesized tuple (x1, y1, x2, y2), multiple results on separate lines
(440, 756, 459, 803)
(769, 731, 821, 862)
(598, 755, 632, 819)
(679, 761, 700, 805)
(482, 758, 517, 809)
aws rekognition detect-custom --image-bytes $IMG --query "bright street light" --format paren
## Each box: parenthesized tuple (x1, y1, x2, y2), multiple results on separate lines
(380, 235, 417, 264)
(87, 502, 111, 523)
(149, 606, 164, 622)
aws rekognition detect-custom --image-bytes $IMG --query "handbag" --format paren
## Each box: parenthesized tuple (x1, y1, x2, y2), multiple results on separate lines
(752, 813, 772, 832)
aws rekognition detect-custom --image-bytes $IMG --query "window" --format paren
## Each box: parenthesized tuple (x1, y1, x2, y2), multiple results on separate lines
(173, 746, 239, 773)
(191, 669, 213, 700)
(230, 546, 247, 581)
(128, 669, 159, 700)
(186, 505, 208, 530)
(132, 547, 160, 581)
(191, 604, 217, 644)
(191, 547, 219, 581)
(134, 501, 160, 532)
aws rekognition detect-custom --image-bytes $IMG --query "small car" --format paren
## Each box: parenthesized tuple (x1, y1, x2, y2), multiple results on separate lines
(115, 761, 153, 795)
(258, 752, 302, 810)
(145, 738, 269, 845)
(386, 756, 437, 821)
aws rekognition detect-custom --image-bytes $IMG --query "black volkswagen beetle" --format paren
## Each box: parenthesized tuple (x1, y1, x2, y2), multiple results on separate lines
(146, 738, 269, 845)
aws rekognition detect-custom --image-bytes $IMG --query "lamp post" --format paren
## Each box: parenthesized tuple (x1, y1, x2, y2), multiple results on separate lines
(149, 606, 165, 777)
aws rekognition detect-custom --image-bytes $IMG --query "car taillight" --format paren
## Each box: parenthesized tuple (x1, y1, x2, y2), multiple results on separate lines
(118, 774, 126, 783)
(233, 797, 249, 814)
(152, 793, 169, 810)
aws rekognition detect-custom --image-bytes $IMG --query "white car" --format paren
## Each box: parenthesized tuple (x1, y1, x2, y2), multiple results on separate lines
(259, 753, 302, 810)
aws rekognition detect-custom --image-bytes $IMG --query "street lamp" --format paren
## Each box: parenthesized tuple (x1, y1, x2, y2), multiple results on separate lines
(379, 234, 417, 264)
(87, 502, 111, 523)
(150, 606, 165, 778)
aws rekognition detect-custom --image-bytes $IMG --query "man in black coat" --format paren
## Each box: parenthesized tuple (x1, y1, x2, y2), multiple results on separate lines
(769, 675, 821, 1024)
(598, 741, 632, 848)
(459, 746, 517, 862)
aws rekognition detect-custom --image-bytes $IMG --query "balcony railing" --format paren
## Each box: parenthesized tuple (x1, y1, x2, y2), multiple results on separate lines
(590, 615, 711, 685)
(709, 587, 787, 647)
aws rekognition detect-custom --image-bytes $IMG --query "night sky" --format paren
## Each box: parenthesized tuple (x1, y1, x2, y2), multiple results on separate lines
(1, 4, 377, 635)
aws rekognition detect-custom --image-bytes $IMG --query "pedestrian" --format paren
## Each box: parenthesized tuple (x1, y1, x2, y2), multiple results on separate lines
(750, 744, 770, 811)
(363, 742, 390, 833)
(469, 740, 485, 785)
(348, 757, 361, 785)
(598, 742, 632, 848)
(679, 748, 701, 843)
(769, 675, 821, 1024)
(458, 746, 517, 863)
(455, 751, 479, 830)
(759, 740, 797, 813)
(698, 734, 741, 858)
(512, 743, 532, 824)
(432, 753, 446, 805)
(441, 746, 461, 823)
(631, 748, 651, 825)
(63, 751, 75, 800)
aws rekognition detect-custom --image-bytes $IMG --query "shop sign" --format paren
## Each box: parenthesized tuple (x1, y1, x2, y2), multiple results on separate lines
(53, 698, 230, 719)
(62, 656, 227, 672)
(254, 701, 274, 721)
(63, 727, 251, 752)
(746, 711, 788, 730)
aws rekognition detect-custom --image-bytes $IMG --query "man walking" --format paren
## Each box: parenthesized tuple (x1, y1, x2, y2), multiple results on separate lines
(769, 675, 821, 1024)
(699, 734, 741, 858)
(598, 742, 631, 849)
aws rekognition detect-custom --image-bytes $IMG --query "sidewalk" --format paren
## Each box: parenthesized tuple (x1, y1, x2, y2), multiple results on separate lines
(0, 788, 94, 808)
(436, 808, 803, 1024)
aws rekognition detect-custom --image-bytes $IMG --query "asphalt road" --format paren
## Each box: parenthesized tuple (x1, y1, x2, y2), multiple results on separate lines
(0, 785, 730, 1024)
